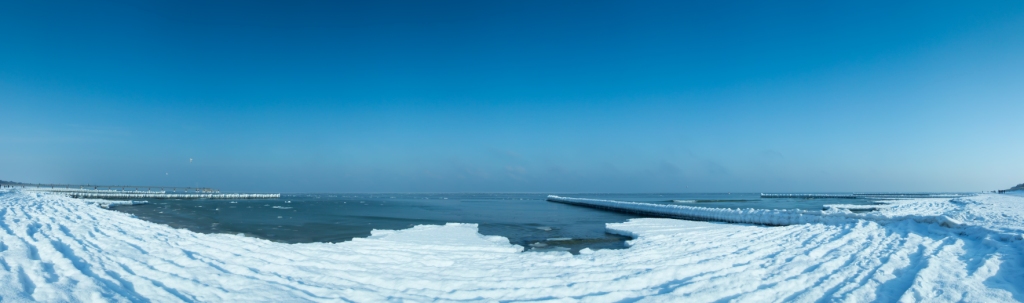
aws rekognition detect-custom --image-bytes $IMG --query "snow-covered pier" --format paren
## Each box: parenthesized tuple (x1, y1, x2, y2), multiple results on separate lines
(7, 183, 280, 199)
(0, 181, 221, 193)
(760, 193, 857, 199)
(24, 188, 167, 194)
(762, 193, 968, 199)
(547, 195, 848, 226)
(65, 192, 281, 199)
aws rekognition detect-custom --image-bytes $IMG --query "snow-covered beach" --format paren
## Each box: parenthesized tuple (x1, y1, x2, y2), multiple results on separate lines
(1, 189, 1022, 302)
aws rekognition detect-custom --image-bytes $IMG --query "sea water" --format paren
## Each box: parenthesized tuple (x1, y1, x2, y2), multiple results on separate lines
(109, 193, 920, 254)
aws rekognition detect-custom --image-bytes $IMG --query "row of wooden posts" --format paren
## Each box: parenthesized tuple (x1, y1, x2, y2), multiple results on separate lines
(1, 183, 218, 193)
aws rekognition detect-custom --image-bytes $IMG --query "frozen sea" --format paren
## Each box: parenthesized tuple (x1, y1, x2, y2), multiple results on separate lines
(2, 189, 1022, 302)
(108, 193, 899, 253)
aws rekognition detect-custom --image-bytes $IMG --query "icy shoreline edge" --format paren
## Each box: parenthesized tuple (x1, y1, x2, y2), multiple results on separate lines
(2, 189, 1024, 301)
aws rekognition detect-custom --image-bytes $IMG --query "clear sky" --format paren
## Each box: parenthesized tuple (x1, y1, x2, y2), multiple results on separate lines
(2, 0, 1022, 193)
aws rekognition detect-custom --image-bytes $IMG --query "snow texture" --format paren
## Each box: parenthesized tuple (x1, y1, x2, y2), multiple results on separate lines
(822, 204, 889, 211)
(760, 193, 857, 199)
(1, 189, 1023, 302)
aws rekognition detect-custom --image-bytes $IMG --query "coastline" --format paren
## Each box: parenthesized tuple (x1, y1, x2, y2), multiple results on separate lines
(1, 189, 1021, 301)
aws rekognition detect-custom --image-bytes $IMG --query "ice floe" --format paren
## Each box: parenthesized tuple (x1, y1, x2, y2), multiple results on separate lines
(822, 204, 889, 211)
(84, 199, 149, 209)
(0, 189, 1023, 301)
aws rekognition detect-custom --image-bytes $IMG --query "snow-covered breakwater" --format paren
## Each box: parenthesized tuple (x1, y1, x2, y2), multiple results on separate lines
(65, 193, 281, 199)
(762, 193, 969, 199)
(24, 188, 167, 194)
(760, 193, 857, 199)
(547, 195, 853, 226)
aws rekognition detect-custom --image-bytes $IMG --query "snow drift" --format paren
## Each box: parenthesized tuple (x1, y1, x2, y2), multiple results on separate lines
(1, 189, 1023, 302)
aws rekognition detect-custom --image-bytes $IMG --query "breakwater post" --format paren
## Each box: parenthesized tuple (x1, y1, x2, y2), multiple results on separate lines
(66, 193, 281, 199)
(10, 183, 280, 200)
(760, 193, 857, 199)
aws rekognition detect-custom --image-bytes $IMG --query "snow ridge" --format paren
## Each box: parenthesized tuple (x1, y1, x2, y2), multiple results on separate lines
(822, 204, 888, 211)
(2, 189, 1024, 301)
(760, 193, 857, 199)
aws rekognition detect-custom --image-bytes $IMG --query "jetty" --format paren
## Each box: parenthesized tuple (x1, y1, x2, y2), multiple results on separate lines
(546, 195, 848, 226)
(760, 193, 857, 199)
(1, 180, 219, 193)
(24, 188, 167, 194)
(66, 193, 280, 199)
(761, 193, 966, 199)
(1, 180, 279, 200)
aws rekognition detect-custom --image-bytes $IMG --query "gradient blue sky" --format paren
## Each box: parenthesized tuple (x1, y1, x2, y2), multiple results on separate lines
(2, 0, 1022, 193)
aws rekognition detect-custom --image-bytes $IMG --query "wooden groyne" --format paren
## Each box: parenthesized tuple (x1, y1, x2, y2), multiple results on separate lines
(66, 193, 281, 199)
(3, 182, 279, 199)
(25, 188, 166, 194)
(0, 181, 219, 193)
(760, 193, 857, 199)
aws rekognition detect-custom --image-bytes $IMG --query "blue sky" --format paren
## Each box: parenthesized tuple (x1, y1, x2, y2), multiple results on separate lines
(2, 0, 1023, 193)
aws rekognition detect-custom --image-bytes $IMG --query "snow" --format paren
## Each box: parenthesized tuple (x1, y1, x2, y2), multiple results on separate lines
(83, 199, 149, 209)
(822, 204, 889, 211)
(878, 195, 1024, 235)
(2, 189, 1024, 302)
(548, 195, 853, 226)
(761, 193, 857, 198)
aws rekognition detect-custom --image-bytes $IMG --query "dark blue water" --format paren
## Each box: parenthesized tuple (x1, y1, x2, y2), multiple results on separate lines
(110, 193, 903, 253)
